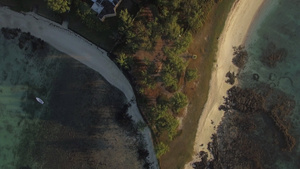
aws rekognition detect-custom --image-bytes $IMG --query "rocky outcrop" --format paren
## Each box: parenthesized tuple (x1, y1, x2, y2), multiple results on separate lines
(261, 42, 287, 68)
(18, 32, 45, 52)
(219, 86, 265, 113)
(225, 71, 236, 85)
(1, 27, 20, 39)
(232, 45, 248, 68)
(195, 85, 296, 169)
(1, 28, 47, 57)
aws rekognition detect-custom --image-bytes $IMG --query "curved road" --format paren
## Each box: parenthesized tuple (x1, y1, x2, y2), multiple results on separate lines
(0, 7, 159, 169)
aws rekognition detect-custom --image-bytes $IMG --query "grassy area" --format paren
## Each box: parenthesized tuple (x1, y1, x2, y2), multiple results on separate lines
(68, 14, 118, 51)
(159, 0, 236, 169)
(0, 0, 63, 23)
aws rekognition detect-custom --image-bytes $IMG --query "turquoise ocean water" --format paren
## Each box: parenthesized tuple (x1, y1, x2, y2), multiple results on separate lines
(241, 0, 300, 168)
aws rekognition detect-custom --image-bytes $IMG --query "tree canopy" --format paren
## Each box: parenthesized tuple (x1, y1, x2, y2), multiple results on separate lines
(185, 68, 198, 81)
(151, 105, 179, 140)
(47, 0, 71, 13)
(155, 142, 169, 158)
(170, 92, 188, 114)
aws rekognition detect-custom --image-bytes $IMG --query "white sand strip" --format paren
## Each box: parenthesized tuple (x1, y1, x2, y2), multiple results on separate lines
(184, 0, 268, 168)
(0, 7, 159, 169)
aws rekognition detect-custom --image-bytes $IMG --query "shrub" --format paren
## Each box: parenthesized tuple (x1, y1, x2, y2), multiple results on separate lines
(170, 92, 188, 114)
(47, 0, 70, 13)
(155, 142, 169, 158)
(152, 105, 179, 140)
(116, 53, 134, 70)
(185, 68, 198, 81)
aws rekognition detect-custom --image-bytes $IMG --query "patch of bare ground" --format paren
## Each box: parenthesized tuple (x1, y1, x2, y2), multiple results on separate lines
(133, 38, 171, 103)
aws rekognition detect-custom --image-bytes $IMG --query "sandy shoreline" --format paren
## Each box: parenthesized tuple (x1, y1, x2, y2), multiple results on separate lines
(0, 7, 159, 169)
(185, 0, 267, 168)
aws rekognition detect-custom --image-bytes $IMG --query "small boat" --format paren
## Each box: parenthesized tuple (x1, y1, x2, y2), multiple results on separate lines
(36, 97, 44, 104)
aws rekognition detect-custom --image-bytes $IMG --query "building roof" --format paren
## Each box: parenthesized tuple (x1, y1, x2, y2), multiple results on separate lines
(91, 2, 104, 14)
(90, 0, 122, 21)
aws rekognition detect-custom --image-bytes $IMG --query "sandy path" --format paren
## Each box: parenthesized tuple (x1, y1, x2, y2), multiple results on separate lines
(0, 7, 159, 169)
(184, 0, 267, 168)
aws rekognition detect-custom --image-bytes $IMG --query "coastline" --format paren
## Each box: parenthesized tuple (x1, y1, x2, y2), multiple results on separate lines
(185, 0, 268, 167)
(0, 7, 159, 169)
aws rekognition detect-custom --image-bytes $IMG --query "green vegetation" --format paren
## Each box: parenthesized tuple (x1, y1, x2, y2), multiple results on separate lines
(150, 105, 179, 140)
(161, 71, 178, 91)
(73, 0, 104, 31)
(155, 142, 169, 158)
(117, 0, 208, 54)
(185, 68, 198, 82)
(170, 92, 188, 114)
(160, 53, 187, 91)
(69, 0, 120, 50)
(116, 53, 134, 70)
(46, 0, 70, 13)
(118, 9, 137, 52)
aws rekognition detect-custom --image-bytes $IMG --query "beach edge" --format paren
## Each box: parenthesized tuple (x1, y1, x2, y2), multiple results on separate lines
(184, 0, 269, 168)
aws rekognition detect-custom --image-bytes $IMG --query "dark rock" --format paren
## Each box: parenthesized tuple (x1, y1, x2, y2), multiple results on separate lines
(253, 73, 259, 81)
(232, 45, 248, 68)
(261, 42, 288, 68)
(225, 71, 236, 85)
(1, 28, 21, 39)
(220, 86, 265, 114)
(1, 28, 47, 56)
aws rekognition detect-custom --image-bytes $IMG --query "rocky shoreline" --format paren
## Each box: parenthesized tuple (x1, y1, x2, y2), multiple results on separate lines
(192, 44, 296, 169)
(1, 28, 47, 57)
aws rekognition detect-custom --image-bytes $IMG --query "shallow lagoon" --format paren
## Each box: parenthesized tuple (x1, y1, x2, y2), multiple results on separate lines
(0, 30, 143, 168)
(241, 0, 300, 167)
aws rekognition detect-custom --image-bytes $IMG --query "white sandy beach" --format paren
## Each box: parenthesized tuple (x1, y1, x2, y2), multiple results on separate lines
(0, 7, 159, 169)
(185, 0, 267, 168)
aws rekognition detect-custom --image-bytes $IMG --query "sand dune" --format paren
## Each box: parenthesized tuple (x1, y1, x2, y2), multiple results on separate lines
(0, 7, 159, 169)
